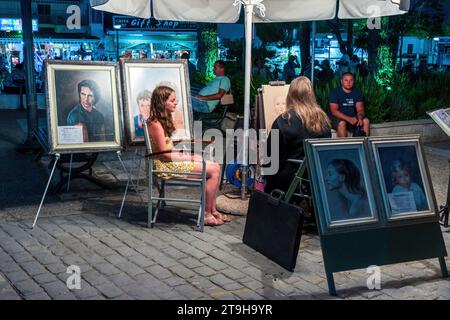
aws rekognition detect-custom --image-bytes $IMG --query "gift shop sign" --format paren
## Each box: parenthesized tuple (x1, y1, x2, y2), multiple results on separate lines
(113, 16, 196, 31)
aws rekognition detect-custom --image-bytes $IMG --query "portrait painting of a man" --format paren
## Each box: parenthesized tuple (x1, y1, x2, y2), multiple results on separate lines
(45, 61, 122, 154)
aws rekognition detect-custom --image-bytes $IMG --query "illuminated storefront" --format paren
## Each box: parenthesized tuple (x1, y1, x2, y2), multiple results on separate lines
(108, 16, 198, 62)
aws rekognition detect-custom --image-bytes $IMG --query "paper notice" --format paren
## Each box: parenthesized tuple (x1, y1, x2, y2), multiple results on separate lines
(388, 191, 417, 214)
(57, 126, 83, 144)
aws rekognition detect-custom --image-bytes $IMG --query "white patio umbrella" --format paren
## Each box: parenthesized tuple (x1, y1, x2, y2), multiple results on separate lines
(91, 0, 409, 197)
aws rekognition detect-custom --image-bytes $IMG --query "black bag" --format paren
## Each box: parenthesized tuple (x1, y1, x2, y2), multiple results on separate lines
(353, 125, 366, 137)
(243, 190, 304, 271)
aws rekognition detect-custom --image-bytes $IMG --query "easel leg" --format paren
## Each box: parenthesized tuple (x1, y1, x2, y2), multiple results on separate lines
(117, 151, 144, 202)
(67, 153, 73, 192)
(32, 153, 60, 229)
(326, 271, 337, 296)
(439, 257, 448, 278)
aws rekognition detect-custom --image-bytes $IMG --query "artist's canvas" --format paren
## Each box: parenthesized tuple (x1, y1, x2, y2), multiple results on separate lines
(261, 84, 290, 131)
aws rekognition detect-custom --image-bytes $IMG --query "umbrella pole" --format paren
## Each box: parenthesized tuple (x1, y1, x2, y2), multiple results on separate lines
(241, 2, 254, 199)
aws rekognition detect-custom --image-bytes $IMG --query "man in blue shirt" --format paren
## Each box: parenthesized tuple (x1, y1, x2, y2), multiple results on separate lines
(329, 72, 370, 137)
(191, 60, 231, 113)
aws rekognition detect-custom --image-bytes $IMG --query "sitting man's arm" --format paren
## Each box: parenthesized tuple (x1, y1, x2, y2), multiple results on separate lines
(329, 103, 358, 126)
(196, 88, 226, 101)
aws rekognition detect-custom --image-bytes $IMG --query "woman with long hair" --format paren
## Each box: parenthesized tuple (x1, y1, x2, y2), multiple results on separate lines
(146, 85, 230, 226)
(325, 158, 371, 219)
(264, 76, 331, 193)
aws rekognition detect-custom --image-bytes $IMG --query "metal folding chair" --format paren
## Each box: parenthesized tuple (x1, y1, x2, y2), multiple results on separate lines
(143, 122, 207, 231)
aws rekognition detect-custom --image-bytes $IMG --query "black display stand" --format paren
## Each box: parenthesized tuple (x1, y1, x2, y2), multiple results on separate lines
(438, 160, 450, 228)
(320, 222, 448, 295)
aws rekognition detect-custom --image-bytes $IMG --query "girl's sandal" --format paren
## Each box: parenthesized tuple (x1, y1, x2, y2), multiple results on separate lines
(213, 211, 232, 223)
(204, 215, 224, 227)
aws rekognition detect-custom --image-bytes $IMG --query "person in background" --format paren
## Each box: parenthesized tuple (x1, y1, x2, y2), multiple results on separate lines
(329, 72, 370, 137)
(283, 55, 300, 83)
(191, 60, 231, 114)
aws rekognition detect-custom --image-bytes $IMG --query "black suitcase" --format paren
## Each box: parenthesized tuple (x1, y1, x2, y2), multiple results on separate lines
(243, 189, 305, 271)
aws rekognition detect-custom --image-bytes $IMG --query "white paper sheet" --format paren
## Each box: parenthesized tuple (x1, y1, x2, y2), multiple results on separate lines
(57, 126, 84, 144)
(388, 191, 417, 214)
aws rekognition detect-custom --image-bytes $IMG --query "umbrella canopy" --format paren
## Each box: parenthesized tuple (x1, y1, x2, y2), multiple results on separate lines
(91, 0, 408, 21)
(91, 0, 409, 197)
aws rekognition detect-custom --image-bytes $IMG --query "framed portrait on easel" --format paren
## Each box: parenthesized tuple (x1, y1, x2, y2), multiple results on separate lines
(45, 60, 123, 154)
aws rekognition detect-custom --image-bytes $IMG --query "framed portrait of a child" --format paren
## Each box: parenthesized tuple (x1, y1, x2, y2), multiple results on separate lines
(120, 59, 192, 145)
(368, 136, 438, 222)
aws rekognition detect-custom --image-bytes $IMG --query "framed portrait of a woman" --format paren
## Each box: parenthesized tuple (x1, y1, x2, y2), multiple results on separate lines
(368, 136, 438, 222)
(121, 59, 192, 145)
(305, 138, 379, 234)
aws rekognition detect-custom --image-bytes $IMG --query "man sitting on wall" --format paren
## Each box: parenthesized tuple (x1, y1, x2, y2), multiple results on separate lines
(191, 60, 231, 114)
(329, 72, 370, 137)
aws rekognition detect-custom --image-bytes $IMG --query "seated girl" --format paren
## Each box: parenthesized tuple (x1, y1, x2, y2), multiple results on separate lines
(146, 85, 231, 226)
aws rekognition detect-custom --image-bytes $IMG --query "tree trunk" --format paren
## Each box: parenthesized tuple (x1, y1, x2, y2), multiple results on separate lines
(367, 29, 381, 73)
(328, 18, 346, 53)
(300, 22, 311, 75)
(346, 20, 353, 55)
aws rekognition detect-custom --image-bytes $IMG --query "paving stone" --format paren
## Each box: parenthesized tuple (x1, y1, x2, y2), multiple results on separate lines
(10, 251, 35, 264)
(0, 273, 21, 300)
(114, 246, 139, 258)
(221, 268, 247, 281)
(33, 273, 59, 285)
(95, 282, 124, 299)
(82, 270, 108, 287)
(127, 255, 155, 269)
(108, 273, 137, 288)
(169, 264, 196, 279)
(122, 284, 160, 299)
(93, 263, 122, 276)
(116, 261, 146, 277)
(173, 284, 204, 300)
(194, 266, 217, 277)
(45, 263, 68, 275)
(0, 260, 21, 273)
(210, 274, 235, 288)
(4, 269, 29, 283)
(42, 281, 77, 300)
(200, 257, 228, 271)
(179, 257, 204, 269)
(164, 276, 188, 288)
(105, 254, 128, 266)
(13, 279, 43, 296)
(146, 264, 173, 280)
(20, 261, 48, 276)
(33, 252, 60, 266)
(24, 292, 52, 300)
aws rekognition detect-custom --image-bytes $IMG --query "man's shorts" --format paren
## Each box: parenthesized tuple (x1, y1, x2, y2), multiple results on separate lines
(330, 116, 356, 132)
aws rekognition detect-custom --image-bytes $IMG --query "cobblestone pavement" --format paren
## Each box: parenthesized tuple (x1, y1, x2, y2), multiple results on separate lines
(0, 114, 449, 299)
(1, 185, 449, 300)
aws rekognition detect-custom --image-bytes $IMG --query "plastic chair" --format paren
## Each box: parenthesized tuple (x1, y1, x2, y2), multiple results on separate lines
(143, 121, 207, 231)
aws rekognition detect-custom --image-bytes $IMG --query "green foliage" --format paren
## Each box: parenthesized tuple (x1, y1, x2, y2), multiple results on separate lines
(200, 28, 218, 80)
(375, 46, 394, 89)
